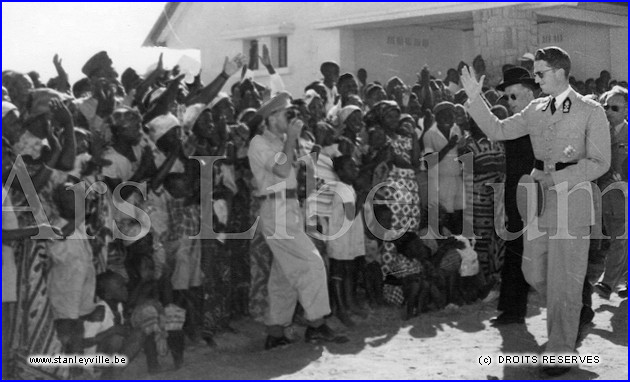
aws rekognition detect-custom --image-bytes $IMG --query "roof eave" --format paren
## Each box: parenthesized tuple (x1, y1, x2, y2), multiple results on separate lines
(143, 2, 181, 47)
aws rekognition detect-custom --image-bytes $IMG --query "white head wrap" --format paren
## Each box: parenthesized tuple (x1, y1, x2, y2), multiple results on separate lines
(146, 113, 180, 143)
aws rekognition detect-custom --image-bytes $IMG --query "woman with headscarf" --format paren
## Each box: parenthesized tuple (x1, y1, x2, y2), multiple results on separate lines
(4, 101, 76, 379)
(365, 101, 422, 279)
(338, 105, 366, 163)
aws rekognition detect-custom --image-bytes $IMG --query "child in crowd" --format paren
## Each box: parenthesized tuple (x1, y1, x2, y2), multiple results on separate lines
(126, 231, 186, 373)
(423, 101, 464, 234)
(82, 271, 136, 378)
(328, 155, 367, 326)
(48, 180, 97, 356)
(163, 172, 203, 343)
(392, 232, 435, 320)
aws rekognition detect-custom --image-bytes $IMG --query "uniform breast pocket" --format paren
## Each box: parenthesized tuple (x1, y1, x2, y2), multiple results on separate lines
(561, 129, 585, 157)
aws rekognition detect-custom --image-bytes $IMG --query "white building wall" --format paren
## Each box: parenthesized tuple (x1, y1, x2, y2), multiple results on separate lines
(353, 25, 466, 85)
(609, 27, 628, 82)
(462, 31, 475, 68)
(537, 22, 614, 81)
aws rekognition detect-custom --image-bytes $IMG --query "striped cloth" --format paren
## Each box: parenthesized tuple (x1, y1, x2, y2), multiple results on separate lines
(462, 136, 506, 283)
(306, 153, 340, 230)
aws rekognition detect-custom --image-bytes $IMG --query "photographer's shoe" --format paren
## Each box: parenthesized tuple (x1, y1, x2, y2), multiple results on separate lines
(264, 335, 293, 350)
(304, 324, 349, 344)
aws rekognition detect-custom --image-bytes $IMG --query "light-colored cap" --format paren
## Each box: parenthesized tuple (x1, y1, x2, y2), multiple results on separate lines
(256, 91, 292, 119)
(520, 52, 535, 61)
(146, 113, 180, 143)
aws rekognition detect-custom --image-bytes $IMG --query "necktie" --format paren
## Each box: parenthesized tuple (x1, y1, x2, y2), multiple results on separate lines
(550, 98, 557, 115)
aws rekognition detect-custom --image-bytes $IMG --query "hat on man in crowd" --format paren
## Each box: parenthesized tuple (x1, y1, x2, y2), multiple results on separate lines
(82, 51, 114, 78)
(256, 91, 293, 119)
(520, 52, 535, 62)
(496, 66, 538, 92)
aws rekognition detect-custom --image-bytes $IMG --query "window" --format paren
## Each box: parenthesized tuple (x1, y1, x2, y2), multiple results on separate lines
(275, 36, 288, 68)
(243, 35, 288, 70)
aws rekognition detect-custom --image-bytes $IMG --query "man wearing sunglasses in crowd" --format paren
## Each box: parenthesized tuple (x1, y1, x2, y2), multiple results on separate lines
(461, 46, 610, 377)
(248, 91, 348, 350)
(489, 66, 539, 327)
(594, 86, 628, 300)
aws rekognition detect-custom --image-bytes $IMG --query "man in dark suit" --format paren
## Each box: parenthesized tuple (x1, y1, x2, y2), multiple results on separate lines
(490, 67, 538, 326)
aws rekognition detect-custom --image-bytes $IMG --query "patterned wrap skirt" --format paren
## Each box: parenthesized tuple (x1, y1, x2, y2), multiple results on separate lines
(378, 166, 422, 278)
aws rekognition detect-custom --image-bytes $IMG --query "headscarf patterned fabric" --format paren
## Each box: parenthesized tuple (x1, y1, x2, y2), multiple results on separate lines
(365, 100, 399, 128)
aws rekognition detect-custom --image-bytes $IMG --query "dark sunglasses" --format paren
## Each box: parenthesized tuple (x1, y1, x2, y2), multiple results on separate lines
(507, 94, 518, 101)
(533, 68, 555, 79)
(603, 104, 621, 112)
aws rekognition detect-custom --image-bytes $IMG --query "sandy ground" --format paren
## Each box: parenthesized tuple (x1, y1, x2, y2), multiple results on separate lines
(118, 289, 627, 380)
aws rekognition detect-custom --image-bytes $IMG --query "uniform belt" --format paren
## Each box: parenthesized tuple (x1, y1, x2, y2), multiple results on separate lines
(534, 160, 578, 172)
(256, 189, 298, 201)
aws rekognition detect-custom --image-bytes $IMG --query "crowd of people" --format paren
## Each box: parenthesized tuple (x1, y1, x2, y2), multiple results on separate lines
(2, 43, 627, 379)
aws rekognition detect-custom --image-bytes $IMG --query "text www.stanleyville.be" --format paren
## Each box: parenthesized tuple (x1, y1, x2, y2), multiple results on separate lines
(28, 354, 127, 367)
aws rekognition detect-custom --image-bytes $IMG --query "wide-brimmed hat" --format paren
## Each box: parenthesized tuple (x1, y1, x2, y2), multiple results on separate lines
(256, 91, 292, 119)
(497, 66, 538, 92)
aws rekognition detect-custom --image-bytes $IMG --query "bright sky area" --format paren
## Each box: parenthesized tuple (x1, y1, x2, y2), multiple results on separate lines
(3, 2, 200, 84)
